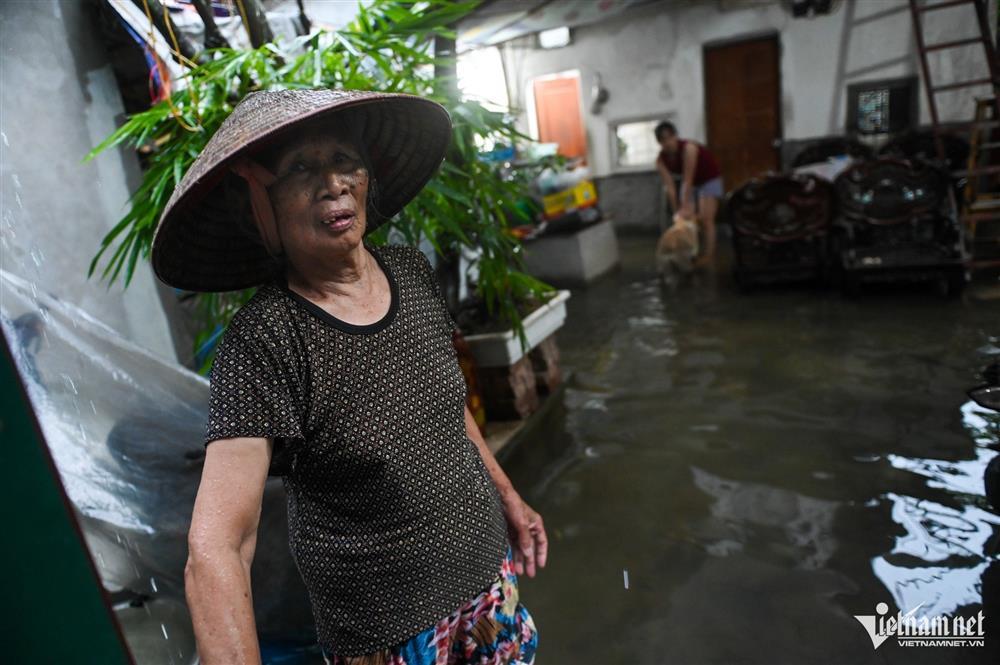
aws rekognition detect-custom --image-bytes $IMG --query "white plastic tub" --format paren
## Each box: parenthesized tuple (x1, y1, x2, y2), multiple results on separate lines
(463, 289, 571, 368)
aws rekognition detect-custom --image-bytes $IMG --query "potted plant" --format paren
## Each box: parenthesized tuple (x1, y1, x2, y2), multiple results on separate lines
(84, 0, 561, 378)
(440, 153, 574, 421)
(458, 288, 571, 368)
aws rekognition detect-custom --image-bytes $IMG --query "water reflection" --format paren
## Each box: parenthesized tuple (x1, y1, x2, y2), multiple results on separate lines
(691, 466, 839, 570)
(873, 492, 998, 617)
(871, 397, 1000, 623)
(887, 448, 997, 499)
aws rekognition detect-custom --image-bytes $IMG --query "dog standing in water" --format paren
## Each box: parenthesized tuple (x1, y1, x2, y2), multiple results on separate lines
(655, 212, 700, 285)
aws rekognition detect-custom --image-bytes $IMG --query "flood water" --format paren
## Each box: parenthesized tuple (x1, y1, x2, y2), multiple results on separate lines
(501, 234, 1000, 665)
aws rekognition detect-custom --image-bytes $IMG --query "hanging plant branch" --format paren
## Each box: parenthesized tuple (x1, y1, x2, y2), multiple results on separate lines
(235, 0, 274, 48)
(190, 0, 230, 51)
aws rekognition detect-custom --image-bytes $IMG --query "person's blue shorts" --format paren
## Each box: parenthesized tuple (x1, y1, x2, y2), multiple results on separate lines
(694, 176, 724, 200)
(322, 543, 539, 664)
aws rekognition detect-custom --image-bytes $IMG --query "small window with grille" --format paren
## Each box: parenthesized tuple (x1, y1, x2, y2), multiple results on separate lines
(612, 116, 675, 171)
(846, 76, 918, 136)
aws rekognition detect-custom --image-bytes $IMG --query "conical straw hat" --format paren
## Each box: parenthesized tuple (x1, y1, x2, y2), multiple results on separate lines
(151, 88, 452, 292)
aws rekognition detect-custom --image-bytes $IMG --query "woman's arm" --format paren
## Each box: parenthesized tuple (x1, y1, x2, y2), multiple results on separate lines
(680, 142, 699, 214)
(185, 437, 272, 665)
(463, 404, 548, 577)
(656, 159, 678, 215)
(463, 403, 514, 497)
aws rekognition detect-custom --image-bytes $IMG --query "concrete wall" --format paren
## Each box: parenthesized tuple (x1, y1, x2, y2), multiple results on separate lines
(596, 171, 670, 235)
(496, 0, 994, 231)
(0, 0, 177, 362)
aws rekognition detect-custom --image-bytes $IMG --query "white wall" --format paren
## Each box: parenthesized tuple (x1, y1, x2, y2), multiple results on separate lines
(0, 0, 176, 362)
(498, 0, 994, 177)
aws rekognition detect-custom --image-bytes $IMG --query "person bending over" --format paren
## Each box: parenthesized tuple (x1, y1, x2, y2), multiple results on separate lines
(654, 121, 724, 269)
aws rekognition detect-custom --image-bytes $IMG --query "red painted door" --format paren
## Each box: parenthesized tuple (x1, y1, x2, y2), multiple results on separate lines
(533, 75, 587, 163)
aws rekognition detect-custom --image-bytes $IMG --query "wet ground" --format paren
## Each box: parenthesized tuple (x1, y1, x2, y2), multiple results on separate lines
(500, 234, 1000, 665)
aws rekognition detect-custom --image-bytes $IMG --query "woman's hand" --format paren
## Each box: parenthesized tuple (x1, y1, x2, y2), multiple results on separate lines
(678, 200, 696, 219)
(501, 491, 548, 578)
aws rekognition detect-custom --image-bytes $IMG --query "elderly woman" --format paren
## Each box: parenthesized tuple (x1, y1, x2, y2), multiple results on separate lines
(151, 89, 545, 665)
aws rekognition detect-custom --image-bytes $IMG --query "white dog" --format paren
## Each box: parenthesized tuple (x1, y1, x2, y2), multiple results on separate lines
(655, 212, 700, 283)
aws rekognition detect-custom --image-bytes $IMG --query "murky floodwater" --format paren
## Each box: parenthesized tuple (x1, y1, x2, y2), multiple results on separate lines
(501, 234, 1000, 665)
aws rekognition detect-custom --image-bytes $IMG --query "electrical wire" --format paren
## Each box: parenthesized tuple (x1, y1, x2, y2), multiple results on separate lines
(140, 0, 202, 132)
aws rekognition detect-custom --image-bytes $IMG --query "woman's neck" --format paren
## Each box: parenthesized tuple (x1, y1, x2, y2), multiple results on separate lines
(283, 243, 375, 302)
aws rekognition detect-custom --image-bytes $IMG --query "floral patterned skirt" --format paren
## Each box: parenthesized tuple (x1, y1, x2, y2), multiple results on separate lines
(322, 544, 538, 665)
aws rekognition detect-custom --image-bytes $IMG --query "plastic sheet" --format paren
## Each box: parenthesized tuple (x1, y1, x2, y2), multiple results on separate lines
(1, 269, 315, 664)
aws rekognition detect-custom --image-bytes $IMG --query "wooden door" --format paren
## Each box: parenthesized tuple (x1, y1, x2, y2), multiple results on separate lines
(704, 36, 781, 190)
(533, 75, 587, 162)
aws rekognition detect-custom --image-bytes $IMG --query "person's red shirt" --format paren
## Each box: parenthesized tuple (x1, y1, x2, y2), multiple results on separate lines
(658, 139, 721, 186)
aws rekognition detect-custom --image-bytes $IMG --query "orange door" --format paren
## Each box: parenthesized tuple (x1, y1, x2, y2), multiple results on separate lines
(533, 75, 587, 163)
(704, 36, 781, 189)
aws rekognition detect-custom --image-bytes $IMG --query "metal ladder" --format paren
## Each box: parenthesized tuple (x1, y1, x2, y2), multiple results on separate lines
(964, 97, 1000, 267)
(908, 0, 1000, 270)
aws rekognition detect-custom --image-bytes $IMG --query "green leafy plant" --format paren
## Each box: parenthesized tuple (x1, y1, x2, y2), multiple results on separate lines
(84, 0, 557, 374)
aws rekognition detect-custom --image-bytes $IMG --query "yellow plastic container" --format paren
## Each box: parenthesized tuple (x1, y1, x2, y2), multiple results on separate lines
(542, 180, 597, 218)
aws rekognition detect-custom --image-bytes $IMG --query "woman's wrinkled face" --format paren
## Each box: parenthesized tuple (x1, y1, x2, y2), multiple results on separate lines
(265, 127, 370, 260)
